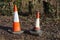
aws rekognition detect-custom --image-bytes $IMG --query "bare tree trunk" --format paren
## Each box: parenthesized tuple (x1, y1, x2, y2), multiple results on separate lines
(56, 0, 60, 19)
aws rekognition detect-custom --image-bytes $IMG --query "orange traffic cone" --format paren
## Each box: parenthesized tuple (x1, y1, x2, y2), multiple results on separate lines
(34, 11, 40, 31)
(30, 11, 42, 36)
(13, 5, 23, 34)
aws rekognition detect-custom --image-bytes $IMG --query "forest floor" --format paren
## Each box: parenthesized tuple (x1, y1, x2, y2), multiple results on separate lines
(0, 14, 60, 40)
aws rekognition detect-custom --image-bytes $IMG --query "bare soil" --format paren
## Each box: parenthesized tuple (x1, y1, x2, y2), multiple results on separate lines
(0, 15, 60, 40)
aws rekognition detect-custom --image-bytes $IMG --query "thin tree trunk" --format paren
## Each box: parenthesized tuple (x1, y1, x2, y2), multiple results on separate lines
(56, 0, 60, 19)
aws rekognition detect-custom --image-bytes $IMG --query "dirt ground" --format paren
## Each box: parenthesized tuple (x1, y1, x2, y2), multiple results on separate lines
(0, 15, 60, 40)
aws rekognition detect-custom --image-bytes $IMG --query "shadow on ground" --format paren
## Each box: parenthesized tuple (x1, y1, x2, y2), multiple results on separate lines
(0, 26, 12, 34)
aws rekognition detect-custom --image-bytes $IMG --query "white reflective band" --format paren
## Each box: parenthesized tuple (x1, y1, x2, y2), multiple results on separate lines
(35, 18, 40, 28)
(14, 11, 19, 22)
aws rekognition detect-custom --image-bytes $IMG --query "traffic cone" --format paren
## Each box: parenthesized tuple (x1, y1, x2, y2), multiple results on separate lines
(12, 5, 24, 34)
(29, 11, 42, 36)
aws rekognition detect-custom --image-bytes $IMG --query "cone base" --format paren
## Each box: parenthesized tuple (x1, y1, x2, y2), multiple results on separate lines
(7, 29, 24, 34)
(29, 30, 42, 36)
(12, 31, 24, 34)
